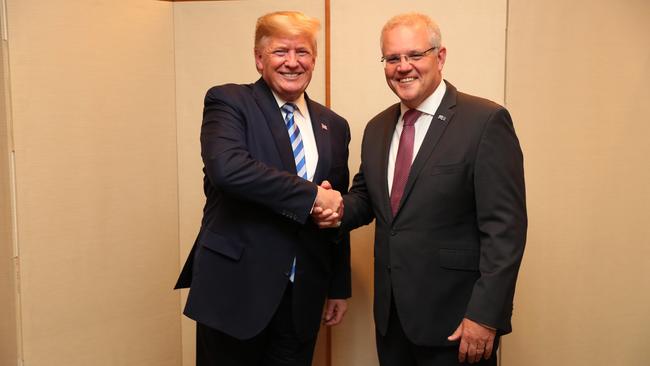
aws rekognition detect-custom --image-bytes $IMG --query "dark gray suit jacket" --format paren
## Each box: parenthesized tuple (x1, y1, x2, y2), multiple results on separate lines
(343, 81, 526, 346)
(176, 78, 351, 341)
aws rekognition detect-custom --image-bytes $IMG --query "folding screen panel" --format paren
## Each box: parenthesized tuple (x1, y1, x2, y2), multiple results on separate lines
(504, 0, 650, 364)
(4, 1, 180, 365)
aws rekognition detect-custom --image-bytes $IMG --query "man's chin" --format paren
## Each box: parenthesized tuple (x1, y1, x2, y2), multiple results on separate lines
(393, 84, 416, 96)
(396, 91, 417, 104)
(279, 84, 308, 99)
(277, 88, 305, 101)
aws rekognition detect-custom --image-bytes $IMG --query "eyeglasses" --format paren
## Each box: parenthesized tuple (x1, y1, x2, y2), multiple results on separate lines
(381, 47, 438, 66)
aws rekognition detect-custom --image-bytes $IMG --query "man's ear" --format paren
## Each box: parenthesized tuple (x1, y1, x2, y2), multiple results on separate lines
(437, 46, 447, 71)
(254, 49, 263, 73)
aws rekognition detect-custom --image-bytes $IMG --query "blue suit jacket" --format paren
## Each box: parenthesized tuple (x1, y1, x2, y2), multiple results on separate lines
(176, 78, 351, 341)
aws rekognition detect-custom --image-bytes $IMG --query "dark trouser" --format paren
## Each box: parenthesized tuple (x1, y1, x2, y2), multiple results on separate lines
(196, 284, 317, 366)
(376, 296, 498, 366)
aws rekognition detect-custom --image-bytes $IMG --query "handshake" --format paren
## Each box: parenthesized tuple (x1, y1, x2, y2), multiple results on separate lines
(312, 180, 343, 229)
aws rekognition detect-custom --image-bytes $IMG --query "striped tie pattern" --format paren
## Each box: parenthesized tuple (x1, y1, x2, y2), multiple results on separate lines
(282, 103, 306, 282)
(282, 103, 308, 180)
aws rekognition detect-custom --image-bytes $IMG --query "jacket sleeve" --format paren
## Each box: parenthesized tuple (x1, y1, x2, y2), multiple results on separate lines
(201, 87, 317, 224)
(328, 119, 352, 299)
(341, 125, 377, 231)
(464, 107, 527, 334)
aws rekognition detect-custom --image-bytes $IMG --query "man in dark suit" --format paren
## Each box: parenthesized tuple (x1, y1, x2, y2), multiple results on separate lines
(175, 11, 351, 366)
(314, 13, 526, 365)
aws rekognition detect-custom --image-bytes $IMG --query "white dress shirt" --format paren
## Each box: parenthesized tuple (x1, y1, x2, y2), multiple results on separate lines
(387, 81, 447, 193)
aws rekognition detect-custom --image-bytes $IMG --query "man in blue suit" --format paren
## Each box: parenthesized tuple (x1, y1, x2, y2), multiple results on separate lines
(175, 11, 351, 366)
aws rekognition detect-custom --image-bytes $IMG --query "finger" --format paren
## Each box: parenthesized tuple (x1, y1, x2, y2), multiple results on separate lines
(327, 303, 347, 326)
(330, 201, 341, 214)
(317, 221, 339, 229)
(458, 339, 469, 363)
(326, 212, 339, 220)
(467, 342, 477, 364)
(337, 204, 344, 218)
(321, 180, 332, 190)
(312, 206, 323, 215)
(322, 304, 334, 323)
(474, 344, 486, 363)
(447, 323, 463, 341)
(484, 338, 494, 359)
(476, 345, 485, 362)
(323, 304, 337, 325)
(317, 213, 339, 224)
(316, 209, 334, 219)
(324, 308, 341, 325)
(331, 309, 344, 325)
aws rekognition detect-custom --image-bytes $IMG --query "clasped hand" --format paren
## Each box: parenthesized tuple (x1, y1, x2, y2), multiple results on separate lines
(312, 180, 343, 228)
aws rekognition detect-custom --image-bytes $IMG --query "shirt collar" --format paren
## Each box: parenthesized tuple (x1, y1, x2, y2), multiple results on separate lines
(271, 90, 308, 118)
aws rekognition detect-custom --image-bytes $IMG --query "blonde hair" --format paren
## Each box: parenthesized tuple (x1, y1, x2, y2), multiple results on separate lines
(380, 13, 442, 52)
(255, 11, 320, 55)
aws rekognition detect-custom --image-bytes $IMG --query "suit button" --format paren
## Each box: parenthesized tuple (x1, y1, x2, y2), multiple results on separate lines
(390, 231, 397, 236)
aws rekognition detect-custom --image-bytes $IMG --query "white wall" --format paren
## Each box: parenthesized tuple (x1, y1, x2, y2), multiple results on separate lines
(504, 0, 650, 364)
(4, 1, 181, 365)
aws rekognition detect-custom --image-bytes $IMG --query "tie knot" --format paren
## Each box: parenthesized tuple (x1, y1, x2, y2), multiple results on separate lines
(282, 103, 297, 115)
(402, 109, 421, 127)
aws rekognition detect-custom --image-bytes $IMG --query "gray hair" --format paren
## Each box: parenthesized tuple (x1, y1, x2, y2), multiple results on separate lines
(380, 13, 442, 52)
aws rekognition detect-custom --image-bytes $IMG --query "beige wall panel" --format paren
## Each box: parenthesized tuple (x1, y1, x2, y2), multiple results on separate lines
(173, 1, 326, 365)
(504, 0, 650, 365)
(1, 28, 19, 366)
(329, 1, 507, 365)
(6, 1, 180, 365)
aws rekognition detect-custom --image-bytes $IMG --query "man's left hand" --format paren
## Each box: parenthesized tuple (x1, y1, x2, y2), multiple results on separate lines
(312, 180, 343, 228)
(447, 318, 496, 364)
(322, 299, 348, 326)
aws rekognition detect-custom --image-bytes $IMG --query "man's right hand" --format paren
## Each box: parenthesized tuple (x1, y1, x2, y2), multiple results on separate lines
(313, 181, 343, 228)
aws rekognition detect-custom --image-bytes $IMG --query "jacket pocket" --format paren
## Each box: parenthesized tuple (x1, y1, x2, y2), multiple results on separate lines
(439, 248, 479, 271)
(430, 162, 467, 176)
(199, 228, 245, 261)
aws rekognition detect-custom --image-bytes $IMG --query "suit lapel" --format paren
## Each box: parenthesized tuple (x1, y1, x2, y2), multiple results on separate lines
(397, 82, 457, 218)
(306, 95, 331, 184)
(252, 78, 297, 174)
(380, 105, 402, 222)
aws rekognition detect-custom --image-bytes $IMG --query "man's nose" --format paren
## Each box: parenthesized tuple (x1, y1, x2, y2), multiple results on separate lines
(396, 56, 413, 71)
(284, 51, 299, 67)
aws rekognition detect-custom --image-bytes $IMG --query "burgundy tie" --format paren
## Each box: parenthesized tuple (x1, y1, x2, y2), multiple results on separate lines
(390, 109, 422, 216)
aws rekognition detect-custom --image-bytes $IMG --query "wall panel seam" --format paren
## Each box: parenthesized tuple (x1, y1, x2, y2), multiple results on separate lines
(1, 0, 6, 41)
(2, 0, 23, 359)
(503, 0, 510, 109)
(170, 3, 186, 366)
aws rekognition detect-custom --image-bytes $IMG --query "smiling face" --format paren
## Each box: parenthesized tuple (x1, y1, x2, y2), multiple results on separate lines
(382, 24, 446, 108)
(255, 35, 316, 102)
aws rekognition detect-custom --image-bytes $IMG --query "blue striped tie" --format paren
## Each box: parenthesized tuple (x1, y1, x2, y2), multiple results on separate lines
(282, 103, 308, 180)
(282, 103, 306, 282)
